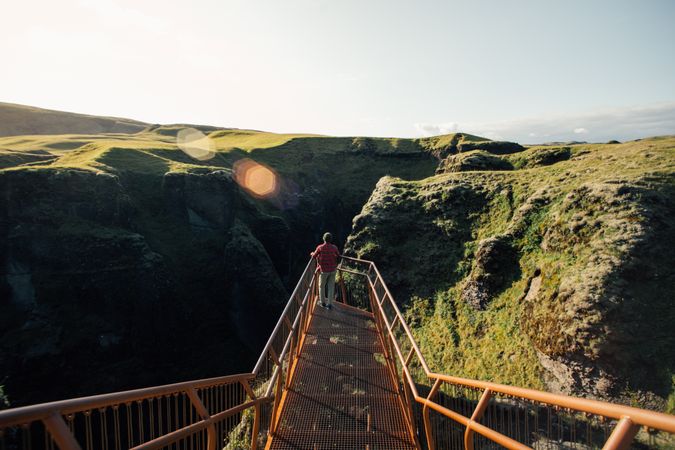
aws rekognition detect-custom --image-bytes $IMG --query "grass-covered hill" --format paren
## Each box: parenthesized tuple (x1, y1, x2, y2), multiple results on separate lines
(0, 102, 149, 137)
(345, 137, 675, 412)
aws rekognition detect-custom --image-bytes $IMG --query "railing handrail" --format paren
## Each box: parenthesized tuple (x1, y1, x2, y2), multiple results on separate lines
(339, 255, 675, 447)
(253, 257, 315, 375)
(426, 372, 675, 433)
(0, 257, 321, 450)
(0, 372, 254, 429)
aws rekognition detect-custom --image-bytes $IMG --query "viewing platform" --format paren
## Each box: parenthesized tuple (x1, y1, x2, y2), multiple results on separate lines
(268, 302, 416, 450)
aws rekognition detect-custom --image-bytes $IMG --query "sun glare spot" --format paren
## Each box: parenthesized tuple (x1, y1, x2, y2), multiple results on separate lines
(176, 128, 215, 161)
(233, 158, 279, 198)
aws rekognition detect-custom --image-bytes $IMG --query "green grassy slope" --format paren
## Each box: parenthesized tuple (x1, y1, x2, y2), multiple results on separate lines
(0, 102, 149, 137)
(0, 127, 447, 214)
(346, 137, 675, 411)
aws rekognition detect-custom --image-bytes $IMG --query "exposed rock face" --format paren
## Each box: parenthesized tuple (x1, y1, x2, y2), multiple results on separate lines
(0, 168, 132, 226)
(163, 169, 236, 232)
(348, 176, 486, 300)
(0, 167, 287, 405)
(224, 221, 287, 349)
(507, 146, 572, 169)
(461, 235, 518, 310)
(522, 146, 571, 167)
(346, 138, 675, 410)
(437, 151, 514, 173)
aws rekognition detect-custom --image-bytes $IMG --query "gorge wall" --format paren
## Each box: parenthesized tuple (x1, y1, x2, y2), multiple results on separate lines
(345, 137, 675, 411)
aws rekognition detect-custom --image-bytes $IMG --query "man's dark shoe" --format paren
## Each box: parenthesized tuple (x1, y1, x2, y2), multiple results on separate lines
(327, 304, 332, 310)
(319, 302, 327, 308)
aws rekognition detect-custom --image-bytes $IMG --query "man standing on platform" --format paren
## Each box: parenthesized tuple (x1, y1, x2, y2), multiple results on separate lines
(311, 232, 340, 309)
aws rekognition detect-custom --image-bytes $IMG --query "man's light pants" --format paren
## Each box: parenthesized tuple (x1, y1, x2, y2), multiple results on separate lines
(319, 271, 336, 306)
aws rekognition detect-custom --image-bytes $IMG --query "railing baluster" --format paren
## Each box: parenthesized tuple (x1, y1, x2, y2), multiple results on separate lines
(100, 408, 108, 450)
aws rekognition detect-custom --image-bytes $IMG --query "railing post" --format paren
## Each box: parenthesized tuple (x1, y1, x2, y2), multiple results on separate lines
(286, 328, 297, 389)
(240, 380, 260, 450)
(602, 417, 639, 450)
(43, 412, 82, 450)
(314, 269, 319, 309)
(270, 370, 284, 435)
(339, 275, 347, 305)
(186, 387, 217, 450)
(423, 379, 442, 450)
(251, 404, 260, 450)
(464, 389, 492, 450)
(401, 373, 418, 444)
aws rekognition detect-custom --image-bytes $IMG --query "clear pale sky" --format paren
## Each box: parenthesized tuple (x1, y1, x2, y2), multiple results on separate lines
(2, 0, 675, 142)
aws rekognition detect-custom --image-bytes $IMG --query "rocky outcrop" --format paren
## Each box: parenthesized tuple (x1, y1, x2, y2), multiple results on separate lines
(461, 235, 518, 309)
(0, 166, 288, 405)
(437, 151, 513, 173)
(418, 133, 489, 160)
(163, 169, 236, 232)
(346, 137, 675, 410)
(507, 146, 572, 169)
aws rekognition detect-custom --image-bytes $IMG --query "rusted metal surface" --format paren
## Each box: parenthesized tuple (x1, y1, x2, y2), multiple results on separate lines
(602, 417, 639, 450)
(267, 302, 417, 450)
(0, 372, 257, 450)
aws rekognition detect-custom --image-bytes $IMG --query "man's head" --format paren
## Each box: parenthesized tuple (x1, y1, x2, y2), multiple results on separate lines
(323, 232, 332, 243)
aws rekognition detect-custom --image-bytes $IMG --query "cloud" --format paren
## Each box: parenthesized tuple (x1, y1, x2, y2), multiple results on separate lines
(414, 102, 675, 143)
(414, 122, 459, 136)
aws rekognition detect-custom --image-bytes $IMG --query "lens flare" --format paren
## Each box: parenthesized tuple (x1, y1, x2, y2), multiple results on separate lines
(233, 158, 279, 198)
(176, 128, 215, 161)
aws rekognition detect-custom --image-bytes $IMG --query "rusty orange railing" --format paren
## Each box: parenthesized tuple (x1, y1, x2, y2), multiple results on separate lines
(337, 256, 675, 450)
(0, 372, 259, 450)
(0, 258, 320, 450)
(249, 257, 320, 447)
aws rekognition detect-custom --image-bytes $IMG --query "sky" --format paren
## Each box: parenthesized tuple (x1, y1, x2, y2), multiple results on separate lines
(2, 0, 674, 142)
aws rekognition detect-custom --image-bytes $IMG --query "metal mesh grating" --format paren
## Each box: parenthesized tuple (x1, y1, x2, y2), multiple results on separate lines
(268, 304, 417, 450)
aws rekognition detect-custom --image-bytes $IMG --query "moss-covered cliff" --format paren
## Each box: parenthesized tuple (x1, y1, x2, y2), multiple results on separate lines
(346, 137, 675, 411)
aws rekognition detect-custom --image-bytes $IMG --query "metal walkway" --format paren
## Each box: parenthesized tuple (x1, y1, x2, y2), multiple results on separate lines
(268, 303, 416, 450)
(1, 256, 675, 450)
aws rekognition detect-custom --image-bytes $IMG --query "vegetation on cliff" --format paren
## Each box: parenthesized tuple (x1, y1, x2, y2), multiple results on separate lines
(346, 136, 675, 411)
